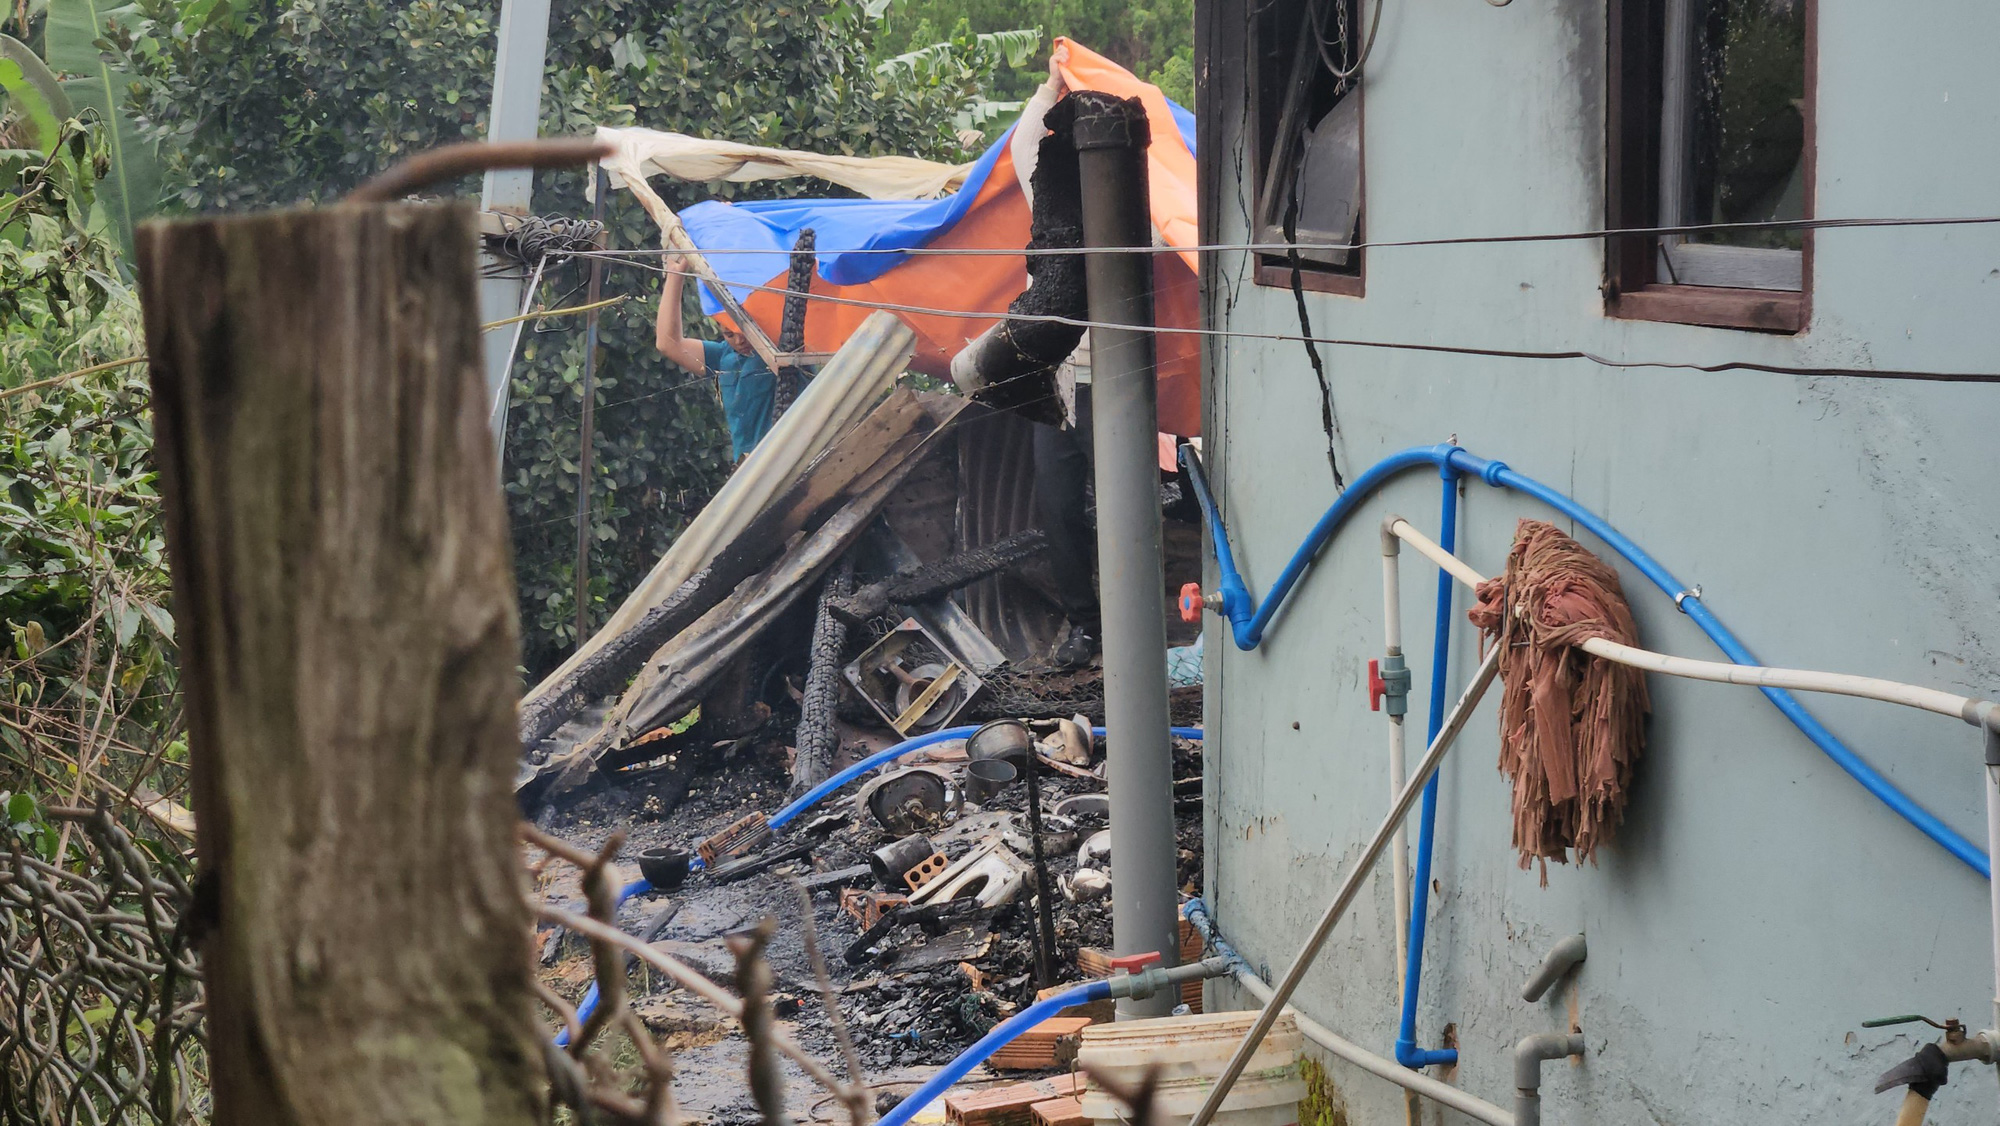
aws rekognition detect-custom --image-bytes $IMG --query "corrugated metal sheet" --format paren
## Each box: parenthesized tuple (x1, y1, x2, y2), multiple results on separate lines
(527, 311, 913, 706)
(956, 411, 1065, 661)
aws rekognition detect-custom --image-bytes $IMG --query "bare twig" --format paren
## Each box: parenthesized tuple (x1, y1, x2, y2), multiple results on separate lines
(793, 880, 871, 1125)
(618, 1008, 681, 1126)
(534, 979, 584, 1047)
(0, 355, 149, 401)
(523, 824, 628, 1055)
(539, 905, 854, 1097)
(729, 918, 785, 1126)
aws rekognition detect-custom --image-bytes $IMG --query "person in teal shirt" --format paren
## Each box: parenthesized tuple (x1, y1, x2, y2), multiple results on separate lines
(655, 257, 793, 461)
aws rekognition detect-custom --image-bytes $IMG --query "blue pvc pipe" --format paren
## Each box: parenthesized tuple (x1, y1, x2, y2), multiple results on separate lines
(1395, 469, 1459, 1069)
(772, 725, 981, 829)
(1183, 442, 1987, 877)
(1185, 444, 1454, 650)
(556, 876, 655, 1048)
(876, 979, 1115, 1126)
(772, 724, 1204, 831)
(1441, 448, 1989, 878)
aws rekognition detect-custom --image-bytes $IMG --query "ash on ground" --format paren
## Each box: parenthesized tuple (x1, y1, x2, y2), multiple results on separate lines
(530, 728, 1204, 1120)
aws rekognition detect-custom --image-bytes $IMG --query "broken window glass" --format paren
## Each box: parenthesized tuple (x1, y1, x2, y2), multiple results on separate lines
(1255, 0, 1364, 275)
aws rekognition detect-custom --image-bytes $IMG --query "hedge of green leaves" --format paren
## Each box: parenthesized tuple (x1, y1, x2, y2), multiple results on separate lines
(108, 0, 1017, 675)
(2, 118, 184, 846)
(870, 0, 1192, 104)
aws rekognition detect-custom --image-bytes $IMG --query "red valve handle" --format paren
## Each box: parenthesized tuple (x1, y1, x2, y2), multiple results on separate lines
(1368, 658, 1385, 712)
(1178, 583, 1205, 624)
(1109, 950, 1163, 973)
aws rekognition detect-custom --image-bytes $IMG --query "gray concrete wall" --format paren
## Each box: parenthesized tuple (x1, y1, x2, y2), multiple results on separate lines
(1194, 1, 2000, 1123)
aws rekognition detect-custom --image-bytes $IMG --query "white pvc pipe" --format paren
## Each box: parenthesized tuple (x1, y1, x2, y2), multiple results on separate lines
(1384, 519, 1985, 725)
(1381, 532, 1412, 988)
(1987, 750, 2000, 1070)
(1381, 530, 1406, 649)
(1188, 646, 1503, 1126)
(1579, 638, 1979, 723)
(1389, 514, 2000, 1109)
(1225, 965, 1514, 1126)
(1389, 519, 1485, 591)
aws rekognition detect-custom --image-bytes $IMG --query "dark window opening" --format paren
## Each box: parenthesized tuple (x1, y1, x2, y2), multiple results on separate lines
(1252, 0, 1364, 292)
(1609, 0, 1812, 330)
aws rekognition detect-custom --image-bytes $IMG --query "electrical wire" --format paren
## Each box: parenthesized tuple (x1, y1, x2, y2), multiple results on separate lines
(558, 254, 2000, 384)
(531, 211, 2000, 260)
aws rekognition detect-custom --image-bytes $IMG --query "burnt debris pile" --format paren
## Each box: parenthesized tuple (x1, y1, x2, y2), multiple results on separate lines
(530, 721, 1203, 1112)
(515, 336, 1208, 1117)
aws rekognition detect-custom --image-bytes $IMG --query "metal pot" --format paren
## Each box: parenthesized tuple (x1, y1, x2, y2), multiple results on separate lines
(637, 846, 691, 891)
(963, 758, 1019, 804)
(967, 719, 1034, 767)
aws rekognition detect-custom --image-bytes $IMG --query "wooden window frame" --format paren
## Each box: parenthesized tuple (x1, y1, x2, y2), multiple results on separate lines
(1249, 0, 1366, 299)
(1605, 0, 1816, 333)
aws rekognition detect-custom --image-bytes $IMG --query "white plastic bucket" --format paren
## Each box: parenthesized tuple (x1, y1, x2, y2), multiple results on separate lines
(1075, 1011, 1305, 1126)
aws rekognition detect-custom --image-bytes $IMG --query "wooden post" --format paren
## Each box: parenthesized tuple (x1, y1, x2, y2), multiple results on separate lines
(137, 203, 546, 1126)
(774, 227, 816, 418)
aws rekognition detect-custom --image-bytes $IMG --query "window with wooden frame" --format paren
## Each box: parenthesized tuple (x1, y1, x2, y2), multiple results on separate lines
(1607, 0, 1814, 332)
(1251, 0, 1365, 296)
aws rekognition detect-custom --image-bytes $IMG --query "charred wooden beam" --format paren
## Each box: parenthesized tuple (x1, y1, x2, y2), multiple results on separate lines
(774, 227, 816, 417)
(828, 528, 1048, 627)
(793, 557, 854, 791)
(949, 99, 1086, 424)
(518, 562, 732, 752)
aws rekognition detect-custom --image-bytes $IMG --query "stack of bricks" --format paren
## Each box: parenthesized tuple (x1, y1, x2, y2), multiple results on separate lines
(944, 1072, 1083, 1126)
(984, 1017, 1094, 1070)
(1074, 916, 1206, 1013)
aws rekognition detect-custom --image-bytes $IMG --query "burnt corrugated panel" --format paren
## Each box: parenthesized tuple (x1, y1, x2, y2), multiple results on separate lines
(956, 411, 1065, 662)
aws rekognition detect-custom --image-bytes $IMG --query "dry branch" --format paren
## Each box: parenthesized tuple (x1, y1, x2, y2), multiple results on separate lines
(538, 905, 857, 1098)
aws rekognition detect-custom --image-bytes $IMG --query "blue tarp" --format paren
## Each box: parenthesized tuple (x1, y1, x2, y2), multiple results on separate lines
(682, 98, 1197, 315)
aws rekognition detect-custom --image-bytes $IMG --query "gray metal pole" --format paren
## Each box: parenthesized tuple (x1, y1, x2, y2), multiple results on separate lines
(478, 0, 555, 457)
(1073, 92, 1180, 1019)
(573, 166, 608, 649)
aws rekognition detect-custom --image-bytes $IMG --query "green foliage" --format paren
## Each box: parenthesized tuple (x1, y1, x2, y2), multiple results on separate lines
(1, 117, 121, 348)
(44, 0, 161, 252)
(109, 0, 1011, 674)
(1296, 1055, 1350, 1126)
(111, 0, 493, 213)
(1149, 43, 1193, 107)
(1, 33, 74, 152)
(0, 789, 56, 860)
(1, 117, 182, 849)
(868, 0, 1193, 103)
(876, 22, 1039, 136)
(876, 26, 1042, 83)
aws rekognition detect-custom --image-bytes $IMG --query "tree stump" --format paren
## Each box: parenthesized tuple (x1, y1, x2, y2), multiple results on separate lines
(138, 203, 545, 1126)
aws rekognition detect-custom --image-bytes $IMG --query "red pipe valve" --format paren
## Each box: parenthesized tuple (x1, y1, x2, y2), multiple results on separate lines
(1368, 654, 1411, 716)
(1109, 951, 1163, 973)
(1178, 583, 1210, 623)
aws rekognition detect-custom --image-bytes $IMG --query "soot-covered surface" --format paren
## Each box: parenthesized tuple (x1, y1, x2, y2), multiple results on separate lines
(531, 731, 1204, 1123)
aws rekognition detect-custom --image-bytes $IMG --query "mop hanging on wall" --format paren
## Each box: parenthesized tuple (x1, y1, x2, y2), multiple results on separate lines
(1468, 519, 1650, 882)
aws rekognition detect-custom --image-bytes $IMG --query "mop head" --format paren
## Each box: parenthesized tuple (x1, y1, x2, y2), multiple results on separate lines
(1467, 519, 1649, 882)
